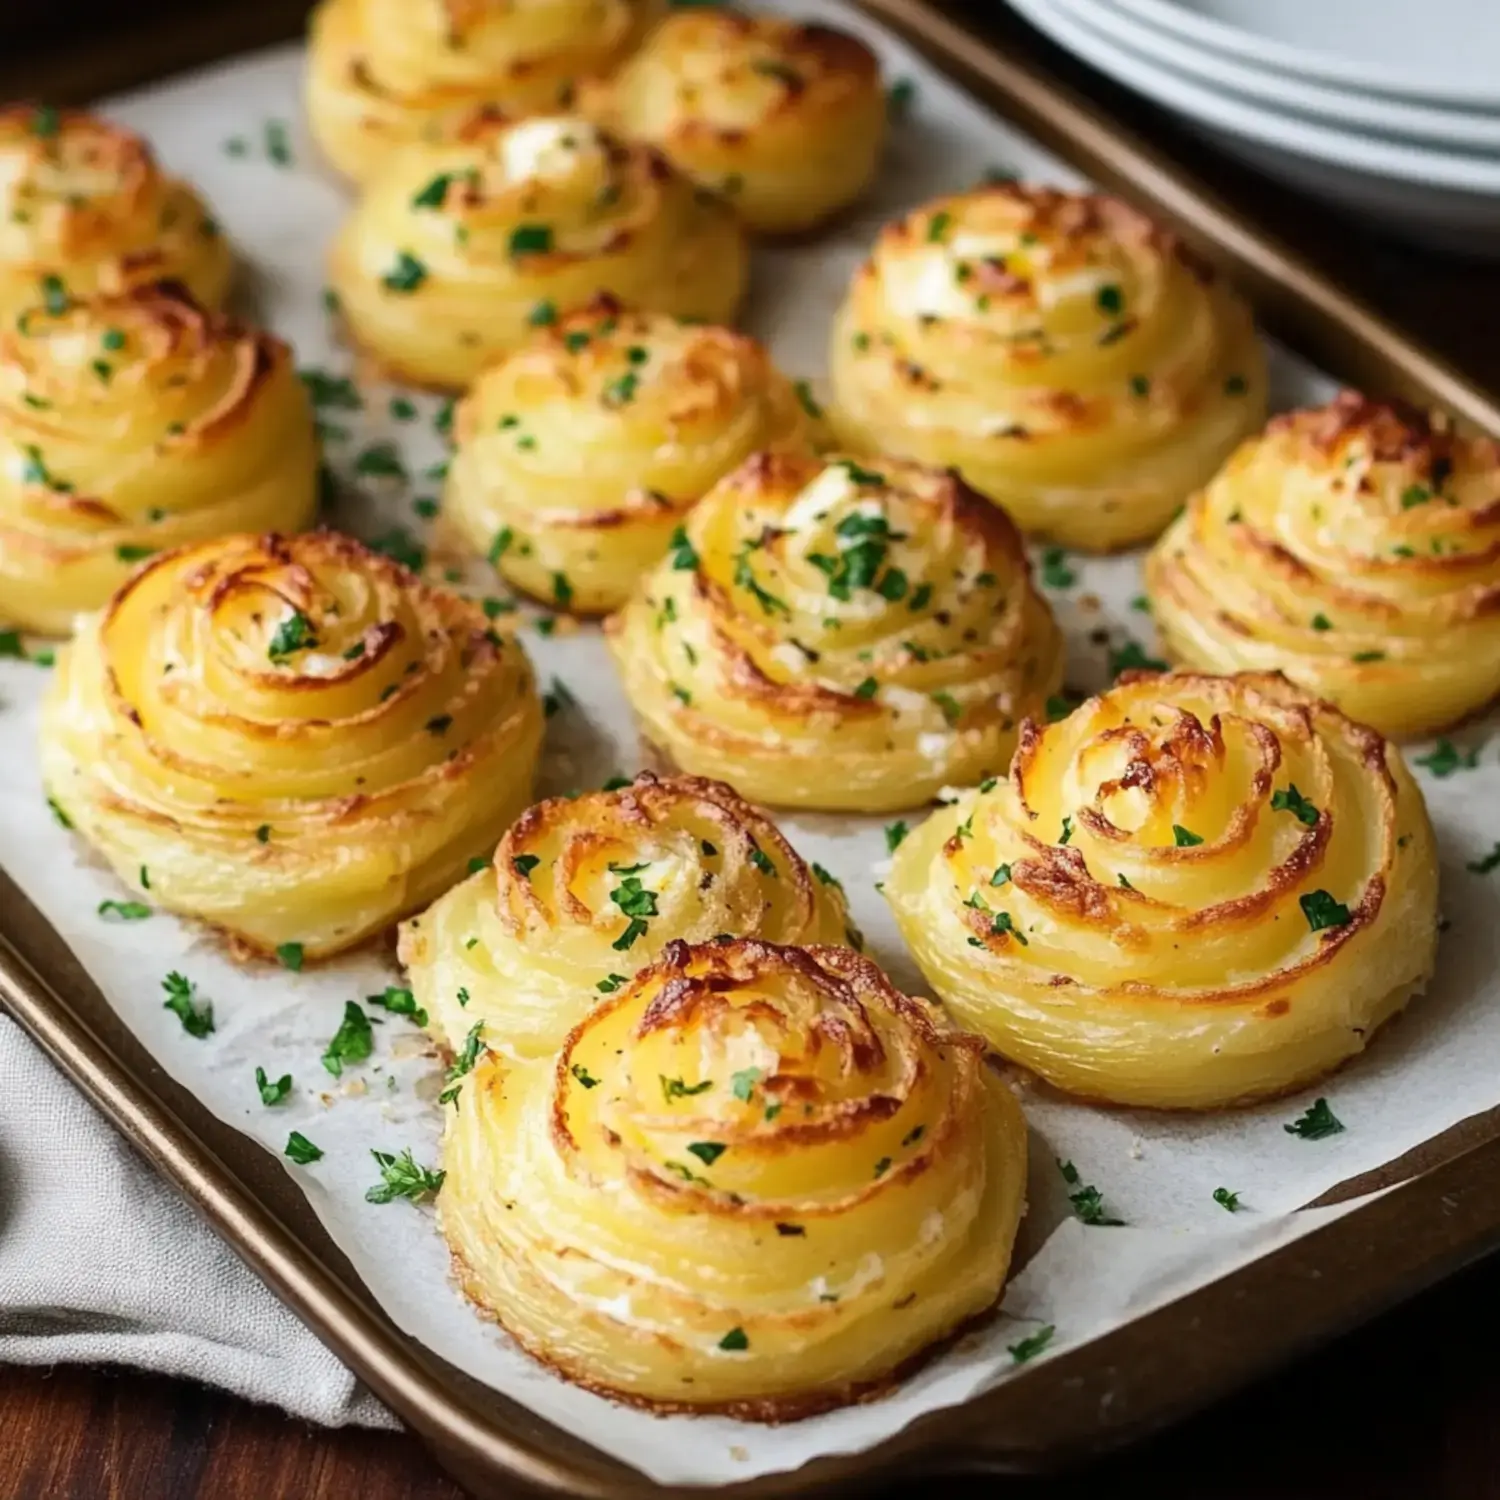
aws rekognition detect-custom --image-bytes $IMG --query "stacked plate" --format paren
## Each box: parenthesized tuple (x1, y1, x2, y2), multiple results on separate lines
(1005, 0, 1500, 256)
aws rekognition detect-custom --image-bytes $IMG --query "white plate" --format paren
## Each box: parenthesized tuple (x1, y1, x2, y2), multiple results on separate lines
(1079, 0, 1500, 152)
(1008, 0, 1500, 255)
(1110, 0, 1500, 107)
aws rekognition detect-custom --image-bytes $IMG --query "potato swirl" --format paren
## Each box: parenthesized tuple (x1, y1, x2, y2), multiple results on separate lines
(445, 296, 814, 614)
(306, 0, 661, 183)
(439, 937, 1026, 1416)
(0, 107, 231, 324)
(0, 283, 318, 634)
(579, 8, 885, 235)
(1146, 393, 1500, 739)
(399, 771, 855, 1055)
(39, 532, 543, 960)
(885, 670, 1439, 1109)
(607, 450, 1064, 812)
(329, 113, 748, 390)
(828, 184, 1266, 550)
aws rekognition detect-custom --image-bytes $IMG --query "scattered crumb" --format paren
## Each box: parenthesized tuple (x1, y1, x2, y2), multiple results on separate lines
(392, 1033, 436, 1059)
(1128, 1137, 1144, 1160)
(729, 1446, 749, 1463)
(341, 1076, 368, 1098)
(1078, 592, 1101, 613)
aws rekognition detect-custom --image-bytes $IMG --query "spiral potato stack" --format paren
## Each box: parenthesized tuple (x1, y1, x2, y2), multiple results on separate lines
(444, 296, 815, 613)
(439, 937, 1027, 1415)
(399, 770, 856, 1056)
(608, 450, 1064, 811)
(305, 0, 662, 183)
(885, 670, 1439, 1109)
(329, 113, 748, 388)
(40, 532, 543, 959)
(829, 183, 1266, 550)
(0, 283, 319, 634)
(580, 8, 886, 235)
(1146, 392, 1500, 739)
(0, 106, 231, 323)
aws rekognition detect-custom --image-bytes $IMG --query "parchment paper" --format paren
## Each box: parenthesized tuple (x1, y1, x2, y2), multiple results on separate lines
(2, 3, 1498, 1484)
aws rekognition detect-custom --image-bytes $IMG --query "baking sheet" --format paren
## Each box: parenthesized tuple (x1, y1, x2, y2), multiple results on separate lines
(2, 0, 1499, 1485)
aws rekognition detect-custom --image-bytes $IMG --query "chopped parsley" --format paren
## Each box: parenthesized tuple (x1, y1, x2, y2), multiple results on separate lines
(662, 1075, 713, 1102)
(686, 1141, 726, 1166)
(731, 1068, 761, 1101)
(365, 1148, 445, 1203)
(380, 251, 428, 293)
(264, 119, 292, 166)
(1284, 1097, 1344, 1140)
(508, 223, 554, 257)
(570, 1063, 601, 1089)
(162, 971, 213, 1038)
(97, 899, 151, 921)
(887, 77, 916, 115)
(354, 443, 406, 480)
(267, 610, 317, 663)
(884, 821, 908, 853)
(1271, 785, 1319, 826)
(512, 853, 541, 878)
(1039, 548, 1074, 589)
(285, 1132, 323, 1165)
(1415, 739, 1481, 778)
(610, 874, 658, 950)
(1057, 1158, 1124, 1226)
(1467, 843, 1500, 875)
(793, 379, 824, 419)
(668, 525, 699, 570)
(256, 1068, 293, 1106)
(1172, 825, 1204, 848)
(438, 1021, 486, 1106)
(321, 1000, 373, 1077)
(1212, 1187, 1241, 1212)
(368, 527, 426, 573)
(718, 1327, 749, 1352)
(1109, 639, 1168, 677)
(1008, 1324, 1055, 1364)
(367, 986, 428, 1026)
(411, 172, 457, 210)
(1300, 890, 1351, 932)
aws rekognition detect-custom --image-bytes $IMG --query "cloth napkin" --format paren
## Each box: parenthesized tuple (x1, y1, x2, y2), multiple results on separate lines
(0, 1013, 394, 1428)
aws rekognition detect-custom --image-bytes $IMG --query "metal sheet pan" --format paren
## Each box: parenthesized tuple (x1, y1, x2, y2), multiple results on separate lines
(4, 1, 1500, 1494)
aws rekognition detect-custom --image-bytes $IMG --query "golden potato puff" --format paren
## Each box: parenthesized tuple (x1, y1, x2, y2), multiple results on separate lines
(1146, 392, 1500, 740)
(607, 449, 1065, 812)
(328, 113, 748, 390)
(306, 0, 663, 183)
(828, 183, 1266, 550)
(885, 669, 1439, 1110)
(0, 106, 231, 326)
(444, 295, 816, 614)
(398, 770, 856, 1056)
(438, 937, 1027, 1416)
(0, 282, 318, 635)
(40, 531, 543, 961)
(579, 7, 885, 235)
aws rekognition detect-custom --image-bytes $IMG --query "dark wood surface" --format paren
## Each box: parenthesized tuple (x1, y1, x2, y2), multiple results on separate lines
(6, 4, 1500, 1499)
(8, 1240, 1500, 1500)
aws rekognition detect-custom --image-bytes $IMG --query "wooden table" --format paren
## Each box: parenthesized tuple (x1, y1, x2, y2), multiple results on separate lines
(9, 1240, 1500, 1499)
(5, 3, 1500, 1497)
